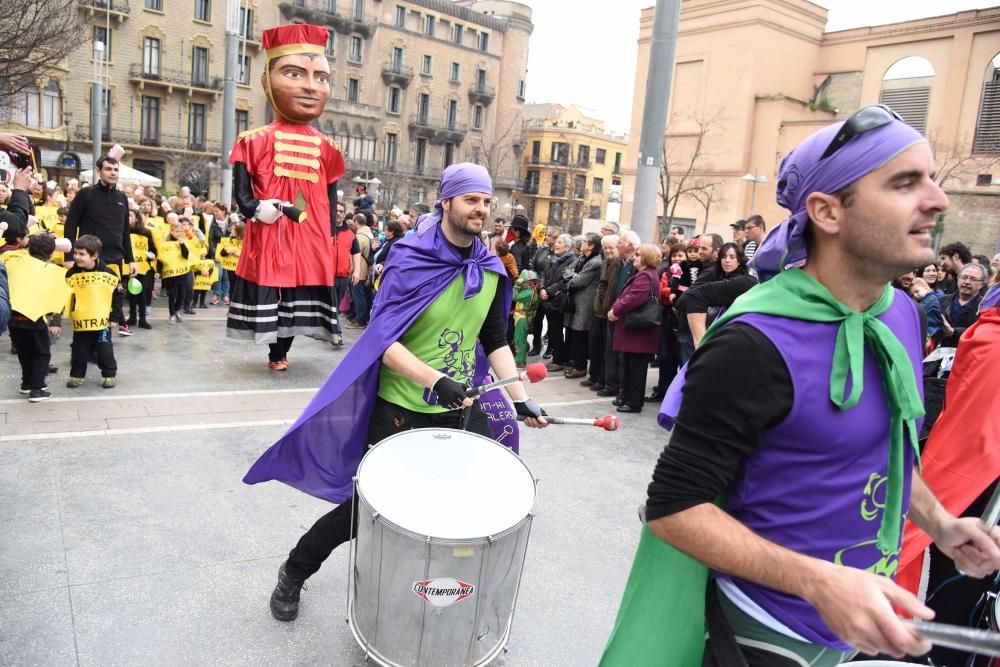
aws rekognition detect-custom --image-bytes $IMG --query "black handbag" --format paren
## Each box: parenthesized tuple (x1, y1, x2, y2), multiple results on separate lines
(622, 280, 662, 329)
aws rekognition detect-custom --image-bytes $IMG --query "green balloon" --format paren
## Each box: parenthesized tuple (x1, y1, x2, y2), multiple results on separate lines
(127, 277, 143, 295)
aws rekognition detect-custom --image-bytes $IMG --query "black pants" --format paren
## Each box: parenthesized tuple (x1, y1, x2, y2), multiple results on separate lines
(531, 304, 544, 352)
(568, 328, 589, 371)
(283, 397, 493, 582)
(163, 276, 185, 315)
(621, 352, 650, 409)
(588, 318, 606, 384)
(654, 320, 679, 395)
(127, 276, 151, 323)
(182, 272, 194, 310)
(226, 270, 238, 299)
(545, 309, 567, 364)
(604, 321, 623, 394)
(144, 271, 155, 308)
(9, 326, 50, 390)
(70, 329, 117, 379)
(268, 336, 294, 363)
(195, 290, 208, 307)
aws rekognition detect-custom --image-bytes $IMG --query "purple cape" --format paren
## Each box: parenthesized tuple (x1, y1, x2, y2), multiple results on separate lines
(243, 222, 515, 503)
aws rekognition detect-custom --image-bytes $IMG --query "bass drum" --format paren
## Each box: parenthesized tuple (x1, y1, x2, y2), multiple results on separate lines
(348, 428, 536, 667)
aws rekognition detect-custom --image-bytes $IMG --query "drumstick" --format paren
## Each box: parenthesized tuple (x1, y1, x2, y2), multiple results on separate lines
(464, 363, 548, 398)
(516, 415, 621, 431)
(905, 620, 1000, 657)
(980, 482, 1000, 530)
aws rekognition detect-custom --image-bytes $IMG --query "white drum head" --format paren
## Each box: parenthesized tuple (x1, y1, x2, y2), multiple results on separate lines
(842, 662, 929, 666)
(357, 428, 535, 540)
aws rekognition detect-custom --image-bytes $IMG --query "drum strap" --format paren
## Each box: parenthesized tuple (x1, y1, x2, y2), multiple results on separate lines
(459, 404, 474, 431)
(705, 580, 751, 667)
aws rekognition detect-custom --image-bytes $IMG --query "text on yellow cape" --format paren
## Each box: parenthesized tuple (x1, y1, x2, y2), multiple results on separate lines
(130, 233, 152, 274)
(193, 259, 218, 291)
(158, 240, 189, 278)
(67, 270, 118, 331)
(215, 237, 242, 272)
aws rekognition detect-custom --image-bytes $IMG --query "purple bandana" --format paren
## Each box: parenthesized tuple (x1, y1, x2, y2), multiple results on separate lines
(981, 283, 1000, 312)
(751, 119, 926, 281)
(415, 162, 493, 237)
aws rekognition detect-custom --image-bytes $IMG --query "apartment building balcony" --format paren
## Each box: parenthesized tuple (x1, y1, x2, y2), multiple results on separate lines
(128, 64, 223, 98)
(408, 114, 467, 145)
(73, 124, 220, 154)
(278, 1, 377, 38)
(467, 84, 495, 106)
(78, 0, 129, 21)
(381, 62, 413, 88)
(326, 97, 382, 121)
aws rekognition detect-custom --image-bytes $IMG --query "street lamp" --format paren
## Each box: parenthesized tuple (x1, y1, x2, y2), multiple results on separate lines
(741, 169, 768, 214)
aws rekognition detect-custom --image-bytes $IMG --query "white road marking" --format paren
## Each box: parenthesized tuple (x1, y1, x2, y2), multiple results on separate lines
(0, 387, 319, 405)
(0, 397, 612, 442)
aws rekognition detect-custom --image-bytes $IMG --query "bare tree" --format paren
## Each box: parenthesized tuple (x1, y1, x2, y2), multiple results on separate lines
(659, 112, 721, 236)
(0, 0, 84, 107)
(175, 157, 216, 197)
(475, 115, 521, 185)
(688, 179, 726, 234)
(375, 168, 413, 210)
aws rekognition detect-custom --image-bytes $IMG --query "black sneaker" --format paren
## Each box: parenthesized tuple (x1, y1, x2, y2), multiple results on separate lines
(20, 383, 48, 394)
(138, 321, 152, 330)
(48, 365, 58, 374)
(270, 562, 306, 622)
(29, 389, 52, 402)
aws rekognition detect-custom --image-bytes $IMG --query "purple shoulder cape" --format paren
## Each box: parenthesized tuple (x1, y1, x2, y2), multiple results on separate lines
(243, 223, 515, 504)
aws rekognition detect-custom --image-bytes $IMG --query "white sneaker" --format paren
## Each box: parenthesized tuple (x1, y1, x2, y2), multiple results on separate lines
(169, 314, 178, 325)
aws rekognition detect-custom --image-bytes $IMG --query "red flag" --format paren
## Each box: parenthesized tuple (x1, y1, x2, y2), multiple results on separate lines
(898, 307, 1000, 595)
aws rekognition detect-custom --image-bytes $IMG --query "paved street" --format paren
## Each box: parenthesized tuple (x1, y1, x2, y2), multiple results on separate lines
(0, 301, 669, 667)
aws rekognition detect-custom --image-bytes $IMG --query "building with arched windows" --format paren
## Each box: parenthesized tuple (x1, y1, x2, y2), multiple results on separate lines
(622, 2, 1000, 255)
(0, 0, 531, 205)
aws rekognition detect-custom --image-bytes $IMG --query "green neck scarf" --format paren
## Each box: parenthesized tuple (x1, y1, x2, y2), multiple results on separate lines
(706, 268, 924, 552)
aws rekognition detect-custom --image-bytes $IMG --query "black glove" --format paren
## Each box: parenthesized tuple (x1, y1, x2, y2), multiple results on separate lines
(432, 375, 469, 411)
(514, 399, 546, 419)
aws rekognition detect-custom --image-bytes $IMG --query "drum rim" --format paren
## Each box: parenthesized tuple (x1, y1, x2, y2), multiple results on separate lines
(354, 488, 533, 544)
(356, 427, 536, 540)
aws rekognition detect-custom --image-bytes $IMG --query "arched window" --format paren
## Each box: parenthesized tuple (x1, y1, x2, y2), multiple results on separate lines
(879, 56, 934, 133)
(974, 53, 1000, 154)
(13, 84, 41, 128)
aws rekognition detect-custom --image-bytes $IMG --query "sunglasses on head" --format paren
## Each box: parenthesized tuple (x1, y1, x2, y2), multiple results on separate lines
(819, 104, 902, 161)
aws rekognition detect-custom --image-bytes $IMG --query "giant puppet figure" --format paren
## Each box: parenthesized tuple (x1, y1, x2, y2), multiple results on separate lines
(227, 24, 345, 369)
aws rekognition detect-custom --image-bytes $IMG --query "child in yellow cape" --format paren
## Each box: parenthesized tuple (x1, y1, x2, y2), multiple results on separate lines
(65, 235, 119, 389)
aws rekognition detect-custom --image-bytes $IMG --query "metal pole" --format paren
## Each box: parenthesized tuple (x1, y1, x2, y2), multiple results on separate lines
(630, 0, 681, 242)
(220, 0, 240, 206)
(91, 41, 105, 175)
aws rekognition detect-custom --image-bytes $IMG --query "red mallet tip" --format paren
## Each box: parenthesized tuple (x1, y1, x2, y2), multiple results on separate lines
(594, 416, 621, 432)
(524, 363, 548, 384)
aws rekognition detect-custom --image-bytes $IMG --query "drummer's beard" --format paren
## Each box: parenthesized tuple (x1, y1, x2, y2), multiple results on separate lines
(445, 206, 485, 242)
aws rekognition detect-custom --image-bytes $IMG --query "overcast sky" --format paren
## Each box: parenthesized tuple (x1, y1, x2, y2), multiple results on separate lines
(524, 0, 999, 134)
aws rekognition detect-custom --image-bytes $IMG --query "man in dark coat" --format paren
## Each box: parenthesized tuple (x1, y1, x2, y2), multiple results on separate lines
(937, 262, 986, 348)
(508, 214, 535, 272)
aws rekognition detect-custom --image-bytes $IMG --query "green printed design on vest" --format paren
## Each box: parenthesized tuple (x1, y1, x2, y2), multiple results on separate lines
(378, 272, 498, 413)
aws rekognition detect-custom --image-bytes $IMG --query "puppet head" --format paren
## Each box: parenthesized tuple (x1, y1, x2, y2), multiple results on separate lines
(261, 24, 331, 124)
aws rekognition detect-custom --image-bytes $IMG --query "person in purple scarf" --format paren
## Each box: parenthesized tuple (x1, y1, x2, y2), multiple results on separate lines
(602, 106, 1000, 666)
(242, 162, 548, 622)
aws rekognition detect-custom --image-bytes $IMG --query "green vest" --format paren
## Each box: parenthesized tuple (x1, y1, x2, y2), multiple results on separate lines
(378, 272, 499, 413)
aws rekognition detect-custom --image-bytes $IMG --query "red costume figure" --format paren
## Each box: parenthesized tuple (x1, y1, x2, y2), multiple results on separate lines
(227, 24, 346, 370)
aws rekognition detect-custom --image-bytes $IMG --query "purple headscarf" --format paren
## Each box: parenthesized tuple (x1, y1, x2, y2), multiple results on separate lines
(751, 118, 927, 281)
(415, 162, 493, 235)
(981, 283, 1000, 312)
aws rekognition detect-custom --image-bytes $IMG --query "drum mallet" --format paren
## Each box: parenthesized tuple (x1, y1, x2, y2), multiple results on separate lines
(517, 415, 621, 431)
(904, 620, 1000, 657)
(980, 482, 1000, 531)
(464, 363, 548, 398)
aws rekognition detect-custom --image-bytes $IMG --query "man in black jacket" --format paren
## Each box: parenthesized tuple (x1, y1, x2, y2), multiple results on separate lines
(65, 157, 136, 278)
(508, 214, 536, 272)
(65, 156, 136, 331)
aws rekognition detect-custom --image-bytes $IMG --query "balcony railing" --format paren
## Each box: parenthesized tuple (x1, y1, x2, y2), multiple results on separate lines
(78, 0, 130, 18)
(381, 62, 413, 87)
(408, 114, 467, 145)
(522, 184, 539, 195)
(128, 64, 223, 94)
(326, 97, 382, 120)
(278, 1, 377, 38)
(73, 124, 220, 153)
(467, 83, 495, 106)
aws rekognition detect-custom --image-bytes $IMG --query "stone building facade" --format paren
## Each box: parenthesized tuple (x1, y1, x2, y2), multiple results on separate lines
(622, 1, 1000, 256)
(518, 103, 628, 233)
(0, 0, 531, 208)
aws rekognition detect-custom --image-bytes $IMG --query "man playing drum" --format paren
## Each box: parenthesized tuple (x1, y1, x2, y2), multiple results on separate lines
(602, 106, 1000, 666)
(243, 162, 548, 622)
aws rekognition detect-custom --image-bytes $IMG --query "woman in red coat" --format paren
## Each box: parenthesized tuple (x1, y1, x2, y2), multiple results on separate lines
(608, 243, 662, 413)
